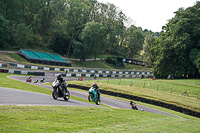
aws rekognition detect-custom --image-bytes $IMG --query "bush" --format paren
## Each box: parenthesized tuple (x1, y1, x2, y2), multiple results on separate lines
(105, 57, 117, 65)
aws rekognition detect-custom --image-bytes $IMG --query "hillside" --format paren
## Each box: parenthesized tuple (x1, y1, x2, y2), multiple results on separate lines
(0, 52, 151, 71)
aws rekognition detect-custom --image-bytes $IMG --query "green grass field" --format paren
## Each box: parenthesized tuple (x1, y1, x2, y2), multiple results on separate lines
(95, 78, 200, 98)
(67, 79, 200, 112)
(0, 74, 200, 132)
(1, 106, 200, 133)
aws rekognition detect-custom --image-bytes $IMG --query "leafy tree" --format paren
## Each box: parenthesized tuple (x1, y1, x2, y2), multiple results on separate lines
(125, 26, 144, 58)
(0, 14, 10, 48)
(72, 39, 86, 61)
(12, 23, 39, 48)
(80, 21, 106, 60)
(66, 0, 94, 57)
(49, 32, 70, 56)
(143, 32, 156, 67)
(151, 2, 200, 78)
(0, 0, 147, 61)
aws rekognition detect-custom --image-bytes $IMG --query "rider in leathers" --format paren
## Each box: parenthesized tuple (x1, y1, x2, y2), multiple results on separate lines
(91, 82, 100, 102)
(55, 74, 67, 92)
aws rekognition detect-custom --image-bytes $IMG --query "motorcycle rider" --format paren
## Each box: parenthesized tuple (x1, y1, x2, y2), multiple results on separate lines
(27, 76, 32, 82)
(40, 77, 45, 82)
(130, 101, 138, 110)
(91, 82, 100, 101)
(55, 74, 64, 82)
(54, 74, 67, 90)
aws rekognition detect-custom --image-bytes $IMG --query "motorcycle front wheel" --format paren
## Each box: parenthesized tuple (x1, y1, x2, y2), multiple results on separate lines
(52, 90, 58, 100)
(96, 98, 100, 105)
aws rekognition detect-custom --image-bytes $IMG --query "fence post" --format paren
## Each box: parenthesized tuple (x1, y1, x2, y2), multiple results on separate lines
(107, 79, 109, 84)
(143, 82, 145, 88)
(157, 85, 159, 91)
(170, 87, 173, 93)
(119, 79, 121, 85)
(130, 81, 133, 87)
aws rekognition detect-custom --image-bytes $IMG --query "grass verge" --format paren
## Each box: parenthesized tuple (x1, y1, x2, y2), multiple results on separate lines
(0, 106, 200, 132)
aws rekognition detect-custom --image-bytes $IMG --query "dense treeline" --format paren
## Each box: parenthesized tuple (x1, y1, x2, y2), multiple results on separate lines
(143, 1, 200, 78)
(0, 0, 152, 60)
(1, 0, 199, 79)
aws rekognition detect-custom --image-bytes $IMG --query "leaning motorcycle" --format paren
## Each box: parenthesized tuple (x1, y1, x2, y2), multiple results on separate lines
(26, 77, 32, 83)
(52, 80, 70, 101)
(88, 87, 100, 105)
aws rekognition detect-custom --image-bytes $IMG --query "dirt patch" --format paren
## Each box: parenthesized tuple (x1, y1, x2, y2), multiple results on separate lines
(0, 53, 17, 62)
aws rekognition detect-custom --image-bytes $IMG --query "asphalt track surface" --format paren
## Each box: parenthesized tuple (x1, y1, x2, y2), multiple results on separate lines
(2, 72, 180, 117)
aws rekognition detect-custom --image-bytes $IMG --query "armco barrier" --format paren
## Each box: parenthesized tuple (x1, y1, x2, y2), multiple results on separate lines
(0, 69, 45, 76)
(67, 84, 200, 118)
(0, 63, 153, 76)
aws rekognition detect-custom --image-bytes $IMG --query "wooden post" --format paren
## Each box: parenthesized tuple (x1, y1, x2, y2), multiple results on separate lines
(157, 85, 159, 91)
(143, 82, 145, 88)
(107, 79, 109, 84)
(170, 87, 173, 93)
(197, 88, 200, 99)
(130, 81, 133, 87)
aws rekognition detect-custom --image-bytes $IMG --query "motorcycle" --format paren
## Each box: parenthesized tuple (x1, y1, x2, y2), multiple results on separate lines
(130, 101, 138, 110)
(52, 80, 70, 101)
(26, 78, 32, 83)
(88, 87, 101, 105)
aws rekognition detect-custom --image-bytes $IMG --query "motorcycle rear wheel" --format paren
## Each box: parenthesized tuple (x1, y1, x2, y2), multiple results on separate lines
(88, 94, 94, 102)
(88, 95, 92, 102)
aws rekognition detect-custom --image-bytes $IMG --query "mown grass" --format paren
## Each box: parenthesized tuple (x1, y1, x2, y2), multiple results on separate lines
(0, 106, 200, 133)
(67, 79, 200, 112)
(0, 73, 52, 95)
(0, 74, 200, 132)
(95, 79, 200, 98)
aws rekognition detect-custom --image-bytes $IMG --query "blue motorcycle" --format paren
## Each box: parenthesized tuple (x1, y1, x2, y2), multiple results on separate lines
(88, 87, 101, 105)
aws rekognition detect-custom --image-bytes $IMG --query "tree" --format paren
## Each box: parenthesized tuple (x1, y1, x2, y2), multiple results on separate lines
(125, 25, 144, 58)
(151, 1, 200, 78)
(12, 23, 33, 48)
(0, 14, 10, 48)
(66, 0, 94, 58)
(49, 31, 70, 56)
(80, 21, 106, 60)
(143, 32, 156, 67)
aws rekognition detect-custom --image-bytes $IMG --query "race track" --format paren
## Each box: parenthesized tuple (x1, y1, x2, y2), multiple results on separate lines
(6, 74, 180, 117)
(0, 87, 101, 107)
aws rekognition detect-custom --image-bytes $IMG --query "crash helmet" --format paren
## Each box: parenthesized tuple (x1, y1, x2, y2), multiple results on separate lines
(57, 74, 62, 80)
(93, 82, 97, 88)
(130, 101, 133, 104)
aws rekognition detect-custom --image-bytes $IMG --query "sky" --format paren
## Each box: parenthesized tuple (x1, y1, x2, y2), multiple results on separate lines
(98, 0, 198, 32)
